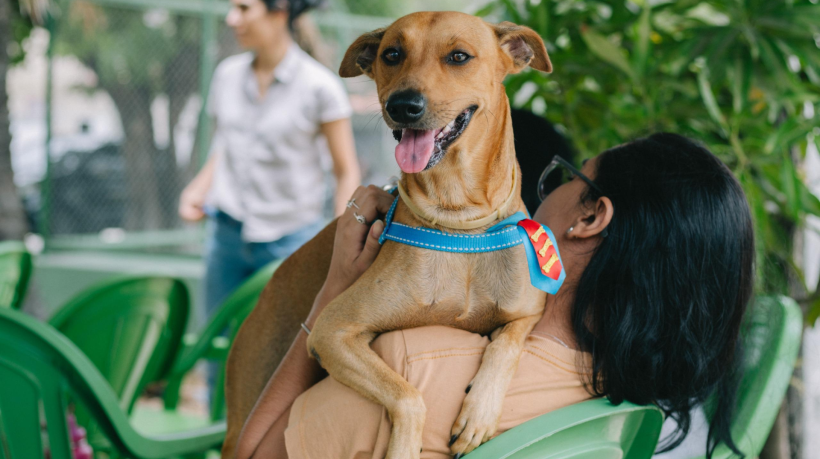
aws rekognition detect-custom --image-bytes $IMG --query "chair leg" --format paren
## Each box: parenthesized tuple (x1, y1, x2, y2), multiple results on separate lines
(210, 365, 226, 421)
(163, 373, 184, 410)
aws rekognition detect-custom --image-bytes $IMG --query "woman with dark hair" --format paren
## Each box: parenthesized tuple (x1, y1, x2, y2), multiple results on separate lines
(235, 133, 753, 459)
(179, 0, 361, 315)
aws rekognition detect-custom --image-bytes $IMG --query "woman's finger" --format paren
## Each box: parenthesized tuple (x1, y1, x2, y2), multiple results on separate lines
(342, 187, 370, 221)
(179, 203, 205, 222)
(337, 212, 370, 252)
(355, 219, 385, 269)
(337, 186, 394, 256)
(373, 190, 396, 215)
(352, 186, 395, 223)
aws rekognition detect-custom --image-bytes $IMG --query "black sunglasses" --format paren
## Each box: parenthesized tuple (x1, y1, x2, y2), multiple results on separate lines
(537, 156, 603, 201)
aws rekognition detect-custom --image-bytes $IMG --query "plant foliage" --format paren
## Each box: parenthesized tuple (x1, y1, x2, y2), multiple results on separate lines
(479, 0, 820, 320)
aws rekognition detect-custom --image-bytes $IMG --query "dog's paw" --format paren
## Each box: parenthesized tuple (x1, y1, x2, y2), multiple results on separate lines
(448, 381, 504, 456)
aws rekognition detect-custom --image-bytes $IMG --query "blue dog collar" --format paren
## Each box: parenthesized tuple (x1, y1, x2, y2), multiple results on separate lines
(378, 195, 566, 294)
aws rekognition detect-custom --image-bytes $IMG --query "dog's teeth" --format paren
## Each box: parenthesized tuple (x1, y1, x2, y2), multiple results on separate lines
(443, 125, 452, 135)
(447, 120, 456, 129)
(435, 132, 444, 140)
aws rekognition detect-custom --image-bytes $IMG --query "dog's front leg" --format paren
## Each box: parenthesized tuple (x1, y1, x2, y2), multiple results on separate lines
(449, 312, 542, 456)
(307, 291, 426, 459)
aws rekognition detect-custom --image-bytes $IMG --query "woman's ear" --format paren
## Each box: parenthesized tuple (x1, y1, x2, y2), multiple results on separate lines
(569, 197, 613, 239)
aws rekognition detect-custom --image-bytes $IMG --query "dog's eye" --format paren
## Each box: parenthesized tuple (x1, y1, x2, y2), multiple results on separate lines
(382, 48, 401, 65)
(448, 51, 472, 64)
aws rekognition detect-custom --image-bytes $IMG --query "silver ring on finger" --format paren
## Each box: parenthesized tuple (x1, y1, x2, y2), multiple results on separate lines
(346, 198, 359, 209)
(353, 212, 367, 225)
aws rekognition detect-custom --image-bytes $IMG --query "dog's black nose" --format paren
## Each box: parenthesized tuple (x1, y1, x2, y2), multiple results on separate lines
(386, 90, 426, 124)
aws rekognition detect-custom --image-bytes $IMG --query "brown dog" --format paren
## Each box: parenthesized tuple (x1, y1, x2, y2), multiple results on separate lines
(224, 11, 552, 459)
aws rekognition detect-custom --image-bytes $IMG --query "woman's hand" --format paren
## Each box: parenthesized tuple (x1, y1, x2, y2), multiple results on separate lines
(179, 183, 208, 222)
(309, 185, 395, 323)
(235, 185, 395, 459)
(178, 153, 217, 222)
(321, 118, 363, 217)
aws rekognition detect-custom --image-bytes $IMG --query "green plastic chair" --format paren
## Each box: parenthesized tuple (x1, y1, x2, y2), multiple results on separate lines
(688, 295, 802, 459)
(466, 398, 663, 458)
(467, 295, 801, 459)
(132, 260, 281, 430)
(0, 240, 33, 310)
(0, 308, 224, 459)
(49, 276, 190, 415)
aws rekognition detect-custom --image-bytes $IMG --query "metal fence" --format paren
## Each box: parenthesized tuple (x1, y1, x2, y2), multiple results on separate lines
(38, 0, 396, 252)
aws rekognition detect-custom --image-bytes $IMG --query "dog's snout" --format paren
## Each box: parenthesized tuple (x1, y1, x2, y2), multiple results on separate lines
(386, 90, 426, 124)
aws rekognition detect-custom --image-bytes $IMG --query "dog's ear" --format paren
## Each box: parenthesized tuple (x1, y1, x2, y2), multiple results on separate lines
(339, 28, 386, 78)
(494, 22, 552, 74)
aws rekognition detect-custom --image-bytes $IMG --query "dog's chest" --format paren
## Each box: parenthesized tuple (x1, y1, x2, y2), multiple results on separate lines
(413, 243, 540, 320)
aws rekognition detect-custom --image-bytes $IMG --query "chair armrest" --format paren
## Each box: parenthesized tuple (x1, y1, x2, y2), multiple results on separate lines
(204, 336, 231, 361)
(127, 422, 226, 458)
(466, 399, 663, 459)
(162, 335, 231, 410)
(161, 335, 198, 409)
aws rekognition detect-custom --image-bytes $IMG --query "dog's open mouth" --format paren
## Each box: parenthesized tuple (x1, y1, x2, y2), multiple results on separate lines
(392, 106, 477, 173)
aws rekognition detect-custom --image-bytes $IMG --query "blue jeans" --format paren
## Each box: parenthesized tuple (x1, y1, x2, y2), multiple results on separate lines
(203, 210, 324, 316)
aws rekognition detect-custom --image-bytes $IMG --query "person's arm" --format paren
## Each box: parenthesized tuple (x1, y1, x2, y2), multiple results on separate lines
(235, 185, 395, 459)
(181, 62, 223, 222)
(178, 151, 218, 222)
(321, 118, 362, 216)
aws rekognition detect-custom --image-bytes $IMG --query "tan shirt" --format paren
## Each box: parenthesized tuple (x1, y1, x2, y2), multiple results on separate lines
(285, 325, 592, 459)
(206, 44, 352, 242)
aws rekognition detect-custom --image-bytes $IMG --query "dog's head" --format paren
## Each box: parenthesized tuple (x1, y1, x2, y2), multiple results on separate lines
(340, 12, 551, 174)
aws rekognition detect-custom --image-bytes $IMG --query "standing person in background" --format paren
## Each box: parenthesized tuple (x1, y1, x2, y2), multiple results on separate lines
(179, 0, 361, 313)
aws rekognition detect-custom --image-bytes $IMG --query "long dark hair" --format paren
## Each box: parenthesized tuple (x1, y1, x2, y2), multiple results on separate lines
(573, 133, 754, 456)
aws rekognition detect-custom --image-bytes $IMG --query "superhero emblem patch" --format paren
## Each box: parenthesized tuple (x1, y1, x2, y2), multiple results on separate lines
(516, 219, 565, 294)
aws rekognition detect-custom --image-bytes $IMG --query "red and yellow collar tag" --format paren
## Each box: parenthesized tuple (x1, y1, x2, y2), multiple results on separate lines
(516, 219, 565, 293)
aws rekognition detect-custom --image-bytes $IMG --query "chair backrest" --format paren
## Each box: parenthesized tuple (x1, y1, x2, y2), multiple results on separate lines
(0, 308, 225, 459)
(173, 260, 281, 420)
(692, 295, 802, 459)
(48, 276, 189, 413)
(0, 308, 136, 459)
(211, 260, 282, 345)
(0, 240, 33, 310)
(468, 398, 664, 459)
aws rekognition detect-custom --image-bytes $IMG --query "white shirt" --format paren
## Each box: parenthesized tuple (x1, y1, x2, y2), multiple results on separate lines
(206, 44, 352, 242)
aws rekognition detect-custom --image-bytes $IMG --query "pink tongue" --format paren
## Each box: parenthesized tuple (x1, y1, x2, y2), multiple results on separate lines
(395, 129, 436, 173)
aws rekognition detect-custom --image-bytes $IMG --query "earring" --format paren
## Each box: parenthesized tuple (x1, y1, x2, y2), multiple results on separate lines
(566, 226, 574, 235)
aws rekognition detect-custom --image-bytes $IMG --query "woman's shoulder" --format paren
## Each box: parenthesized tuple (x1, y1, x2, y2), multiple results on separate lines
(524, 332, 591, 375)
(292, 48, 346, 88)
(213, 52, 253, 80)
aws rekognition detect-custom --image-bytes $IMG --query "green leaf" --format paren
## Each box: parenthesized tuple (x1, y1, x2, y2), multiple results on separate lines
(780, 150, 801, 219)
(696, 65, 729, 136)
(800, 182, 820, 217)
(580, 28, 636, 80)
(740, 25, 760, 61)
(808, 296, 820, 328)
(499, 0, 523, 24)
(633, 4, 652, 81)
(474, 2, 497, 18)
(765, 121, 815, 156)
(730, 55, 750, 115)
(532, 0, 549, 39)
(757, 163, 788, 203)
(758, 37, 794, 87)
(496, 0, 818, 306)
(703, 29, 740, 83)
